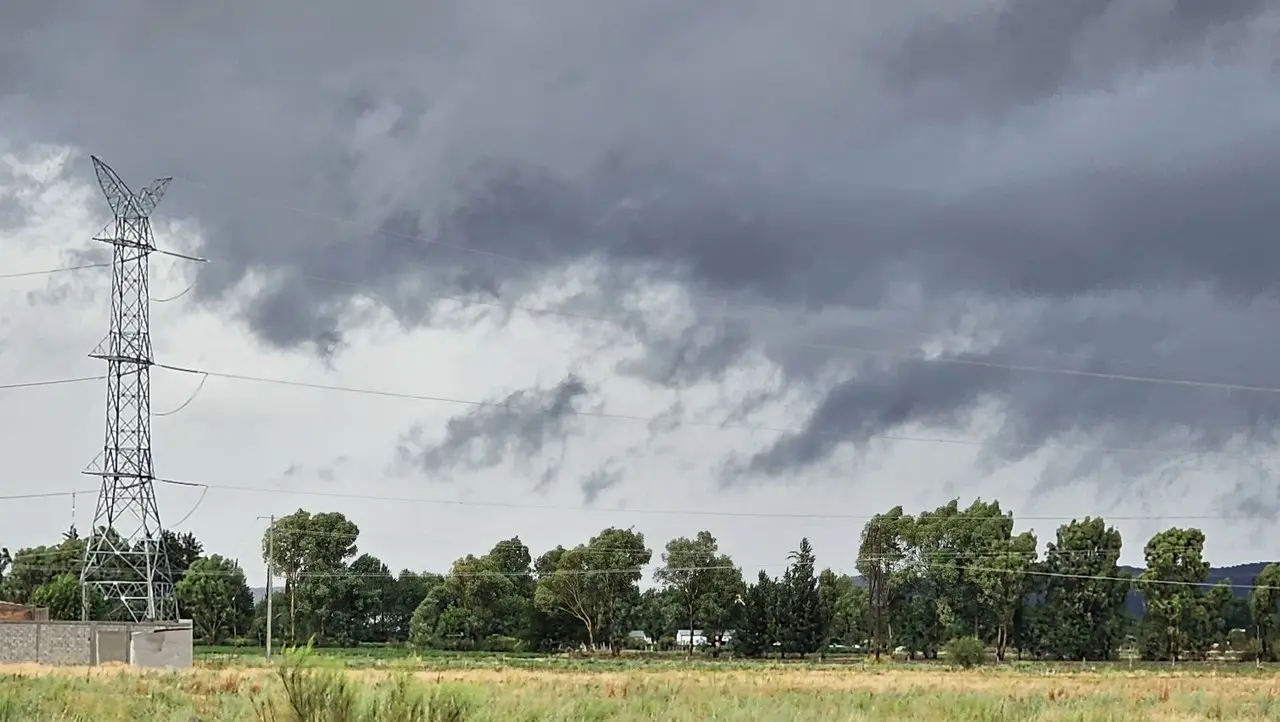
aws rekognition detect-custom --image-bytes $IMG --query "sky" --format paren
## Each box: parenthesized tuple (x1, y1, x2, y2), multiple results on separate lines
(2, 1, 1280, 587)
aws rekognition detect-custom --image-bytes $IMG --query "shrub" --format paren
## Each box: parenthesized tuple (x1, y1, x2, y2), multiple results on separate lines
(944, 636, 986, 669)
(481, 635, 522, 653)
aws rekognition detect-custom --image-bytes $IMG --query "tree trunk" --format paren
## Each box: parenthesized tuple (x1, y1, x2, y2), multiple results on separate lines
(287, 580, 297, 643)
(688, 601, 697, 655)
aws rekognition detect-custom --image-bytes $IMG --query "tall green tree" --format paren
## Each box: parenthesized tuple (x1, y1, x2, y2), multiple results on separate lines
(734, 571, 776, 658)
(1200, 581, 1235, 650)
(655, 531, 742, 652)
(32, 574, 103, 621)
(777, 538, 822, 656)
(620, 587, 678, 650)
(2, 532, 87, 604)
(894, 571, 944, 659)
(174, 555, 254, 644)
(386, 571, 433, 642)
(405, 574, 449, 648)
(1040, 518, 1129, 661)
(480, 538, 535, 644)
(972, 530, 1037, 661)
(487, 538, 534, 598)
(1250, 564, 1280, 660)
(857, 507, 911, 659)
(1139, 527, 1210, 661)
(528, 547, 584, 650)
(913, 499, 1014, 642)
(262, 509, 359, 643)
(345, 554, 396, 643)
(437, 553, 522, 646)
(159, 530, 204, 582)
(534, 528, 650, 648)
(818, 569, 867, 648)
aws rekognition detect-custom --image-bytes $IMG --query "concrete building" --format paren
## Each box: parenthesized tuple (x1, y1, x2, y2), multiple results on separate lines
(0, 619, 194, 668)
(675, 629, 707, 647)
(675, 629, 735, 648)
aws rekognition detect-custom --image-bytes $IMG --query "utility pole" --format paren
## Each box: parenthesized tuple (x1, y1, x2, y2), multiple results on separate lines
(260, 514, 275, 661)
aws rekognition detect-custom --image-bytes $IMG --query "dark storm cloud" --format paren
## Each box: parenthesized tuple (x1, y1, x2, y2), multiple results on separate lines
(580, 465, 624, 506)
(746, 287, 1280, 477)
(396, 375, 591, 481)
(4, 0, 1280, 482)
(883, 0, 1269, 117)
(614, 317, 752, 388)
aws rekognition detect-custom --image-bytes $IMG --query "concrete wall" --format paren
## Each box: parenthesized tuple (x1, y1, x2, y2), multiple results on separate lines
(0, 620, 193, 668)
(130, 625, 193, 669)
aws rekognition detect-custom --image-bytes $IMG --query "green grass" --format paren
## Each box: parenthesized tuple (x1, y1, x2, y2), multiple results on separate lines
(2, 649, 1276, 720)
(2, 663, 1280, 721)
(195, 644, 1280, 675)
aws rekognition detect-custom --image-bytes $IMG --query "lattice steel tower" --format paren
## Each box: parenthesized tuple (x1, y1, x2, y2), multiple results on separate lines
(78, 156, 178, 622)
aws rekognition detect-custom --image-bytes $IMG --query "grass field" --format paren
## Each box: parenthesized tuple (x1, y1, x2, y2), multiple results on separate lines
(1, 651, 1279, 720)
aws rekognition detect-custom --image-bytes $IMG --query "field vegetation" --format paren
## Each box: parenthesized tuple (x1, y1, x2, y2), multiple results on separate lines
(0, 647, 1274, 722)
(1, 648, 1280, 721)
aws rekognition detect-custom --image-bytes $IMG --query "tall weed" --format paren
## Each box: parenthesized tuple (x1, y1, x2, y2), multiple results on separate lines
(256, 645, 358, 722)
(256, 646, 474, 722)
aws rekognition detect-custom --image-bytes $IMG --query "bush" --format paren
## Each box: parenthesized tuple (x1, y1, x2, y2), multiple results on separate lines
(944, 636, 986, 669)
(1236, 637, 1276, 663)
(481, 635, 523, 653)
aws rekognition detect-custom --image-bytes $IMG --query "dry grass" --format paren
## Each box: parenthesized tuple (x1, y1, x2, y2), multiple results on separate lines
(0, 658, 1277, 720)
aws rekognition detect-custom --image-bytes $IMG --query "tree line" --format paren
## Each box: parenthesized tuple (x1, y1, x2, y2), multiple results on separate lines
(1, 499, 1278, 662)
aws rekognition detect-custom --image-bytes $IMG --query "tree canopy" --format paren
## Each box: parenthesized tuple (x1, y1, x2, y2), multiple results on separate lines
(1, 497, 1273, 662)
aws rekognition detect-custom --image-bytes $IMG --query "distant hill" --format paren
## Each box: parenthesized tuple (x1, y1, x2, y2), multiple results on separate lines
(1117, 562, 1273, 617)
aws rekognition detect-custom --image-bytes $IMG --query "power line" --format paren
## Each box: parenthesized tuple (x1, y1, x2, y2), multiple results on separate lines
(173, 524, 1229, 563)
(0, 261, 195, 305)
(153, 280, 197, 304)
(0, 375, 104, 391)
(0, 538, 1195, 568)
(151, 476, 1272, 522)
(0, 489, 97, 501)
(154, 373, 209, 417)
(169, 255, 1280, 398)
(153, 365, 1280, 462)
(296, 267, 1280, 397)
(5, 556, 1275, 592)
(0, 262, 109, 280)
(10, 366, 1280, 463)
(167, 486, 209, 528)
